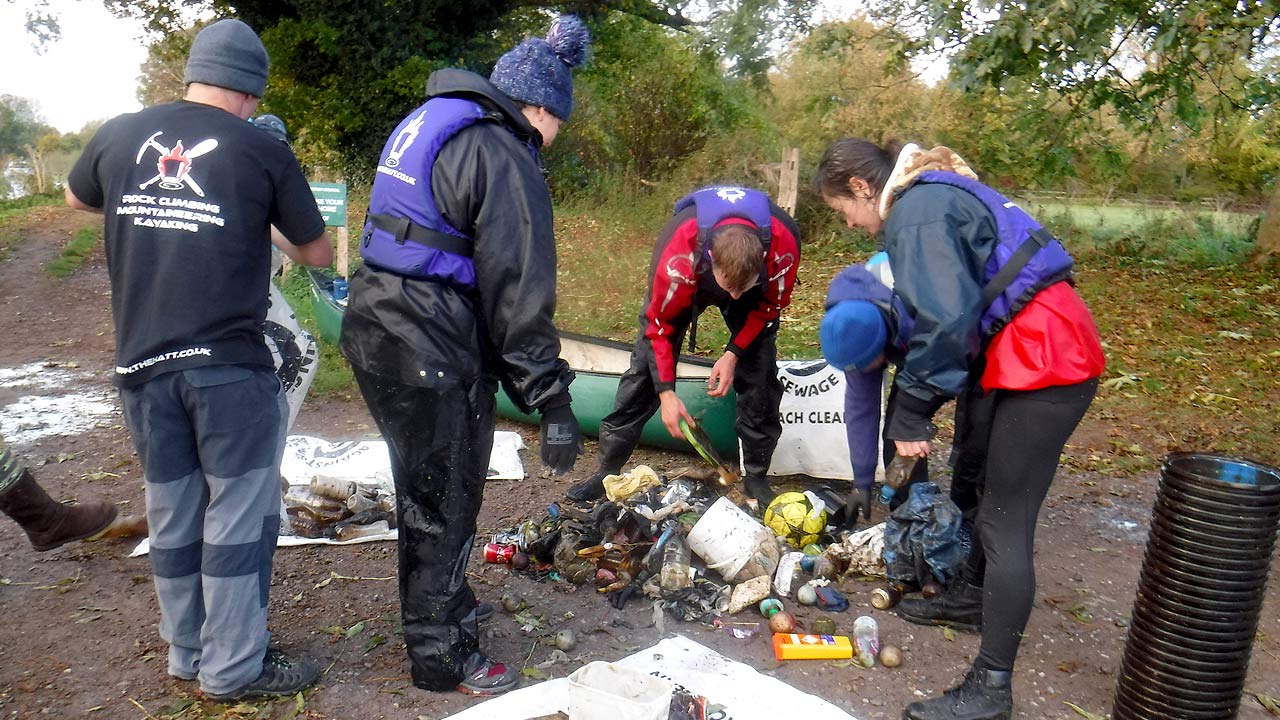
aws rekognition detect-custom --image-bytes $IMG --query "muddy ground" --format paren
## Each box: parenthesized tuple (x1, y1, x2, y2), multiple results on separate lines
(1, 207, 1277, 720)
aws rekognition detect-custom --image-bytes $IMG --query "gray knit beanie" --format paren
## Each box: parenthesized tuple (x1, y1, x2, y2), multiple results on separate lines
(184, 19, 269, 97)
(489, 15, 590, 121)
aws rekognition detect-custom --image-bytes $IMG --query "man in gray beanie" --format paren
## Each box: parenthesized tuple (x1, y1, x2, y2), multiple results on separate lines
(339, 15, 589, 696)
(66, 17, 332, 701)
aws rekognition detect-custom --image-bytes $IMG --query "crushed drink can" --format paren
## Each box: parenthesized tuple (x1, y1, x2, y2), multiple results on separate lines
(484, 543, 516, 564)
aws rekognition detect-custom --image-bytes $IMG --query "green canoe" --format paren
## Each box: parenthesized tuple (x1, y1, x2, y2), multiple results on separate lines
(307, 269, 739, 455)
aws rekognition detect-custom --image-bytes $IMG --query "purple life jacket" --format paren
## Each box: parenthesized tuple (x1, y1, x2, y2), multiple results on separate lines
(361, 97, 524, 286)
(914, 171, 1074, 337)
(671, 185, 775, 351)
(673, 186, 774, 271)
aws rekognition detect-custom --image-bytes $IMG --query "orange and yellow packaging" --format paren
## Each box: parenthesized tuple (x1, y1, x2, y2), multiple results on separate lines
(771, 632, 854, 660)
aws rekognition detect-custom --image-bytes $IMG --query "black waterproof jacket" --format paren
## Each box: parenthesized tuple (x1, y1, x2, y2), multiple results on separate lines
(340, 69, 573, 413)
(881, 183, 998, 441)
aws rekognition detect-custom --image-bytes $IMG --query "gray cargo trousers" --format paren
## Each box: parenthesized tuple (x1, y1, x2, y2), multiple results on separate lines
(121, 365, 286, 696)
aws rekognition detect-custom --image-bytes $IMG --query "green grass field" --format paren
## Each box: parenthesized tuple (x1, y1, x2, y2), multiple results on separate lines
(1025, 200, 1257, 236)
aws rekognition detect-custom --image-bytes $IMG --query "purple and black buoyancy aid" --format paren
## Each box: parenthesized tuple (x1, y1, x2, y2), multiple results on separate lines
(671, 185, 775, 352)
(673, 186, 774, 270)
(361, 96, 529, 287)
(913, 171, 1074, 338)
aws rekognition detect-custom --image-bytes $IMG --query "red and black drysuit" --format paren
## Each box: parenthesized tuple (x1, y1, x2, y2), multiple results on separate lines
(592, 196, 801, 482)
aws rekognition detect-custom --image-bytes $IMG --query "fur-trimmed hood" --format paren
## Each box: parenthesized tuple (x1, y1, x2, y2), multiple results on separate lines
(877, 143, 979, 219)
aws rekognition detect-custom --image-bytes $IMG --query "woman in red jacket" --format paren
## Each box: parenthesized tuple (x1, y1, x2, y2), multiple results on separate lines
(816, 138, 1105, 720)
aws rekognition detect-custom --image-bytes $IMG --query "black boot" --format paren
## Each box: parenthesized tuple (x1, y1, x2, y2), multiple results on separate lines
(897, 578, 983, 633)
(565, 469, 611, 502)
(902, 666, 1012, 720)
(743, 476, 775, 506)
(0, 469, 118, 551)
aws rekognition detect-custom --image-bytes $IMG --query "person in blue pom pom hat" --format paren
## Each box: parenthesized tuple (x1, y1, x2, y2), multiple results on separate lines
(339, 15, 590, 696)
(819, 254, 926, 529)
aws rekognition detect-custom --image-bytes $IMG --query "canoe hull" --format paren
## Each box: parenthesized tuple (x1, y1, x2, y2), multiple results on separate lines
(308, 269, 739, 456)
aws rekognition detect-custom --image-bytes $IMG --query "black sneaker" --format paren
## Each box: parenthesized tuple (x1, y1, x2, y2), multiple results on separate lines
(455, 652, 519, 696)
(897, 579, 984, 634)
(205, 649, 320, 701)
(565, 470, 610, 502)
(902, 666, 1013, 720)
(475, 601, 494, 623)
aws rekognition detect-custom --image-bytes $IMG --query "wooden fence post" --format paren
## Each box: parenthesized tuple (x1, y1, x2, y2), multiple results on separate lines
(336, 226, 349, 278)
(778, 147, 800, 217)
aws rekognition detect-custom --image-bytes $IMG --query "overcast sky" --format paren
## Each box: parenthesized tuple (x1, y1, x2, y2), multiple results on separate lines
(1, 1, 150, 133)
(2, 0, 872, 135)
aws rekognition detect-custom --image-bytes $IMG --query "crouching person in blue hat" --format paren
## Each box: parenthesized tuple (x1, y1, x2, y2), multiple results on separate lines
(339, 16, 590, 696)
(819, 255, 925, 530)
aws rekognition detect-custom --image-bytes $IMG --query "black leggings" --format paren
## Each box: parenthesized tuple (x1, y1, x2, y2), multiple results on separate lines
(961, 379, 1098, 671)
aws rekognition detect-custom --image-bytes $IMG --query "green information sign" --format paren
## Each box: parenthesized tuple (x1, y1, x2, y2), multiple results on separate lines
(309, 182, 347, 227)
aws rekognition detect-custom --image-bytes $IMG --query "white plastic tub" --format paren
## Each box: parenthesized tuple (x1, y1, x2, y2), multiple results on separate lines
(567, 661, 673, 720)
(687, 496, 778, 582)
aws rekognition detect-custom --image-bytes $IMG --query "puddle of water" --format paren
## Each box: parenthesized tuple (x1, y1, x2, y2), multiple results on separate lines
(1, 392, 118, 445)
(0, 362, 81, 391)
(1, 362, 118, 446)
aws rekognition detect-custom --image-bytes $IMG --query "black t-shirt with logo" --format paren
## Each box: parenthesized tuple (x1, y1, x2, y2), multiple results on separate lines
(68, 100, 325, 387)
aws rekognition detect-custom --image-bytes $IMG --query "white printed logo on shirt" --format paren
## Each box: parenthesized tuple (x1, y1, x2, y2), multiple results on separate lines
(135, 131, 219, 197)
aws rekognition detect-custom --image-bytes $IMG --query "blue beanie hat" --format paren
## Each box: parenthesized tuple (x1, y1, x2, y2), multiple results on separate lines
(490, 15, 590, 121)
(184, 19, 269, 97)
(821, 300, 889, 372)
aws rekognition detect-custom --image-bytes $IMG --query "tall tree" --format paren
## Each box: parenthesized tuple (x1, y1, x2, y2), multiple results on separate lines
(869, 0, 1280, 259)
(99, 1, 810, 180)
(0, 95, 51, 157)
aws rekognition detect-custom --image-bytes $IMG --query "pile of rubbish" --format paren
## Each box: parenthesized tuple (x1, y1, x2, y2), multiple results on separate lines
(282, 475, 397, 541)
(485, 465, 925, 661)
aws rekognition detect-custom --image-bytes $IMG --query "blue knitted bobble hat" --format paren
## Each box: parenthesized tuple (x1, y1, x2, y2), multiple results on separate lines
(489, 15, 590, 121)
(821, 300, 889, 372)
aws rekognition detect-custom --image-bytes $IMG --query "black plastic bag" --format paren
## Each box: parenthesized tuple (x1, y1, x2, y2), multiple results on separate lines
(882, 481, 966, 585)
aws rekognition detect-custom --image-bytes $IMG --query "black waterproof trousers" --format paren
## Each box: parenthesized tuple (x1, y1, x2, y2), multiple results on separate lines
(959, 379, 1098, 671)
(595, 303, 783, 480)
(352, 366, 495, 690)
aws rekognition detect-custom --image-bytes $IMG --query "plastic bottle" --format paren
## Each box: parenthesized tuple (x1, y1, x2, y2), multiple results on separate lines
(879, 484, 895, 505)
(332, 277, 349, 301)
(853, 615, 880, 667)
(334, 519, 390, 542)
(659, 534, 693, 592)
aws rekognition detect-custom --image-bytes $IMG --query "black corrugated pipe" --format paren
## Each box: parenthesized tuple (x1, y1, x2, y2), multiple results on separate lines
(1113, 453, 1280, 720)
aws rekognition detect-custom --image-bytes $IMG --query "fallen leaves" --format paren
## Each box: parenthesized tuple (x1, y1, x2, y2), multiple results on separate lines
(1253, 691, 1280, 716)
(313, 570, 394, 589)
(1064, 700, 1107, 720)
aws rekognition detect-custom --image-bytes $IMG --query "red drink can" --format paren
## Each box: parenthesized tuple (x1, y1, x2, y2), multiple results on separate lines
(484, 543, 516, 564)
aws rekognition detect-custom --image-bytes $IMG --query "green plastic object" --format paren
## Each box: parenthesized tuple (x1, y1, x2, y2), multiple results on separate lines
(495, 368, 739, 456)
(679, 418, 721, 468)
(308, 269, 345, 348)
(308, 270, 740, 455)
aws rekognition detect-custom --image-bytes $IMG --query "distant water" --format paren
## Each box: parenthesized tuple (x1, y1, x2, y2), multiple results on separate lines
(3, 163, 31, 199)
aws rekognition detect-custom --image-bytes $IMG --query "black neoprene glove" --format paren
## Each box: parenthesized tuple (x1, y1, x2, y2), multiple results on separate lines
(845, 487, 873, 528)
(539, 397, 583, 475)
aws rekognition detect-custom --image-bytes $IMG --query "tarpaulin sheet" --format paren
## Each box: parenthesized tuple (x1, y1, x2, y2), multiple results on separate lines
(129, 431, 525, 557)
(443, 635, 859, 720)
